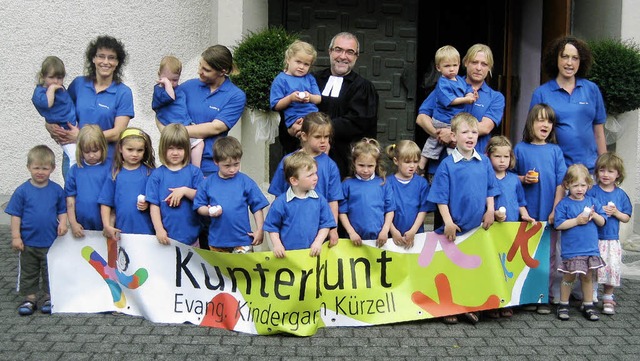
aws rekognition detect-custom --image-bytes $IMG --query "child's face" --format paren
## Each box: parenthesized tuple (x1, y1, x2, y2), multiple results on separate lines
(394, 157, 418, 179)
(597, 167, 619, 187)
(28, 161, 54, 187)
(532, 115, 553, 143)
(301, 127, 330, 155)
(489, 146, 511, 174)
(159, 68, 180, 88)
(120, 138, 146, 168)
(44, 72, 64, 88)
(354, 154, 377, 179)
(292, 165, 318, 192)
(285, 52, 314, 77)
(567, 178, 589, 200)
(165, 145, 185, 168)
(216, 157, 241, 179)
(454, 122, 478, 154)
(82, 146, 103, 165)
(436, 58, 460, 80)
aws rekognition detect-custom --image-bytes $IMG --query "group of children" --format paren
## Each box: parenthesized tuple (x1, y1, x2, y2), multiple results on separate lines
(9, 42, 631, 323)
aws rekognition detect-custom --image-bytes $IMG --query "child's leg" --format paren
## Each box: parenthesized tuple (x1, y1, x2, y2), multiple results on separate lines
(580, 270, 599, 321)
(190, 139, 204, 168)
(418, 155, 428, 173)
(559, 273, 577, 303)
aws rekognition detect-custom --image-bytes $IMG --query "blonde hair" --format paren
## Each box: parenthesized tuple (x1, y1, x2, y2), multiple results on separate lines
(435, 45, 460, 67)
(595, 152, 626, 185)
(213, 136, 243, 163)
(284, 151, 317, 184)
(485, 135, 516, 169)
(112, 127, 156, 179)
(158, 55, 182, 76)
(385, 140, 421, 163)
(451, 112, 478, 133)
(463, 43, 494, 76)
(37, 56, 66, 85)
(350, 137, 386, 180)
(76, 125, 108, 167)
(563, 164, 593, 189)
(159, 124, 190, 167)
(27, 145, 55, 167)
(284, 41, 317, 71)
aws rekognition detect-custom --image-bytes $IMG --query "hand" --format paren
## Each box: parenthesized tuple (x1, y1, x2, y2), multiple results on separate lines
(376, 231, 388, 248)
(464, 92, 477, 104)
(548, 210, 555, 225)
(287, 118, 304, 138)
(47, 83, 63, 92)
(403, 230, 416, 249)
(444, 222, 460, 242)
(157, 77, 171, 88)
(250, 230, 264, 246)
(290, 91, 308, 103)
(328, 228, 339, 247)
(603, 204, 617, 217)
(522, 215, 537, 225)
(11, 237, 24, 252)
(495, 211, 507, 222)
(309, 240, 322, 257)
(103, 226, 121, 240)
(165, 187, 186, 207)
(137, 200, 149, 211)
(208, 205, 222, 217)
(58, 223, 68, 236)
(390, 229, 404, 247)
(523, 170, 539, 184)
(156, 229, 170, 245)
(272, 244, 286, 258)
(71, 222, 85, 238)
(482, 210, 495, 229)
(348, 231, 362, 246)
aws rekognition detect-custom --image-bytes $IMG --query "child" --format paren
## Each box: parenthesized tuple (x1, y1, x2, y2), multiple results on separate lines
(426, 112, 499, 325)
(554, 164, 606, 321)
(4, 145, 67, 315)
(419, 45, 477, 172)
(194, 136, 269, 253)
(264, 152, 336, 258)
(587, 152, 632, 315)
(270, 40, 321, 138)
(339, 138, 395, 248)
(152, 55, 204, 167)
(65, 125, 111, 237)
(31, 56, 78, 166)
(485, 135, 535, 319)
(146, 124, 204, 246)
(514, 104, 566, 313)
(98, 127, 156, 239)
(268, 112, 343, 245)
(385, 140, 432, 249)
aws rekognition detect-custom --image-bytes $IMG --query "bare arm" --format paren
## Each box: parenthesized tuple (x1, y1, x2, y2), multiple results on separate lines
(66, 196, 85, 238)
(103, 116, 130, 143)
(594, 123, 607, 155)
(438, 204, 460, 242)
(339, 213, 362, 246)
(250, 209, 265, 246)
(186, 120, 229, 139)
(416, 113, 438, 138)
(11, 216, 24, 251)
(150, 204, 169, 245)
(477, 116, 496, 137)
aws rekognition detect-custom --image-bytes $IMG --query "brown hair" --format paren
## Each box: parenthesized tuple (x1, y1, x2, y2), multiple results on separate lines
(76, 124, 108, 167)
(37, 56, 66, 85)
(350, 137, 386, 181)
(112, 127, 156, 179)
(485, 135, 516, 169)
(213, 136, 243, 163)
(595, 152, 626, 185)
(159, 124, 191, 167)
(201, 45, 237, 75)
(522, 103, 558, 144)
(542, 35, 593, 79)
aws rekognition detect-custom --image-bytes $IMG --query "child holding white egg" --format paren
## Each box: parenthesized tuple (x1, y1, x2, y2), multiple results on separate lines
(554, 164, 606, 321)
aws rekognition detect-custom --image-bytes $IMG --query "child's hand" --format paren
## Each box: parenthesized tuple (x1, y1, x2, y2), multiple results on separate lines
(348, 231, 363, 246)
(444, 222, 460, 242)
(137, 200, 148, 211)
(522, 215, 537, 225)
(272, 244, 286, 258)
(249, 230, 264, 246)
(548, 210, 555, 225)
(576, 211, 591, 225)
(103, 226, 121, 241)
(603, 203, 617, 217)
(70, 222, 85, 238)
(156, 229, 170, 245)
(390, 229, 404, 247)
(11, 237, 24, 252)
(495, 210, 507, 222)
(309, 240, 323, 257)
(482, 209, 495, 229)
(47, 83, 63, 92)
(208, 205, 222, 217)
(58, 222, 68, 237)
(328, 228, 339, 247)
(376, 232, 388, 248)
(165, 187, 186, 207)
(290, 91, 308, 103)
(403, 230, 416, 249)
(157, 77, 172, 88)
(464, 92, 476, 104)
(287, 118, 304, 138)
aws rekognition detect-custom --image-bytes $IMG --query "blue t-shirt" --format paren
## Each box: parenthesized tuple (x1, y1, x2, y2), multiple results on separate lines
(494, 171, 527, 222)
(427, 153, 500, 234)
(513, 142, 567, 221)
(587, 184, 632, 240)
(146, 165, 204, 245)
(389, 174, 433, 234)
(268, 151, 343, 202)
(65, 161, 111, 231)
(269, 72, 320, 128)
(152, 85, 192, 126)
(5, 180, 66, 248)
(554, 195, 605, 260)
(32, 86, 77, 127)
(193, 172, 269, 247)
(434, 75, 470, 123)
(98, 165, 154, 235)
(530, 78, 606, 171)
(264, 192, 336, 250)
(339, 176, 396, 240)
(180, 78, 246, 174)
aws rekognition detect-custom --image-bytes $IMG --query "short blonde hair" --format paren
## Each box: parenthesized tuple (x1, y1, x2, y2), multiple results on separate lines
(385, 140, 421, 163)
(485, 135, 515, 169)
(284, 151, 317, 184)
(27, 145, 55, 167)
(595, 152, 626, 185)
(451, 112, 478, 133)
(435, 45, 460, 67)
(159, 124, 190, 166)
(158, 55, 182, 75)
(76, 124, 108, 167)
(463, 43, 494, 71)
(563, 164, 593, 189)
(284, 40, 317, 71)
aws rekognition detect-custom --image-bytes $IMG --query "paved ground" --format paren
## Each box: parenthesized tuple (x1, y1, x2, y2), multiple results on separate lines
(1, 222, 639, 361)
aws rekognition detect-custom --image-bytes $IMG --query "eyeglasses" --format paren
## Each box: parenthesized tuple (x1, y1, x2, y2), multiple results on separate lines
(330, 47, 358, 57)
(95, 54, 117, 62)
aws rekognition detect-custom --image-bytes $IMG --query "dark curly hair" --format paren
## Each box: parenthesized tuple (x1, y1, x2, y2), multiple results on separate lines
(542, 35, 593, 79)
(85, 35, 127, 83)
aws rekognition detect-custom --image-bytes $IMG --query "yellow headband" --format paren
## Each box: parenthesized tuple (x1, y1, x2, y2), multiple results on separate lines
(120, 128, 144, 140)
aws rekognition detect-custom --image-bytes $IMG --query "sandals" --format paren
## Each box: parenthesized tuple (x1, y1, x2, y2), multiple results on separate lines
(441, 315, 458, 324)
(40, 299, 52, 314)
(462, 312, 479, 325)
(485, 310, 501, 319)
(556, 304, 570, 321)
(500, 308, 514, 318)
(18, 300, 36, 316)
(582, 305, 599, 321)
(602, 300, 616, 315)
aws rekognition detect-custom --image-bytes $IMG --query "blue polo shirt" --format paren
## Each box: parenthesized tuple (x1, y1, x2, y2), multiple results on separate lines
(32, 86, 77, 127)
(269, 72, 320, 127)
(180, 77, 246, 174)
(530, 78, 606, 171)
(434, 75, 471, 123)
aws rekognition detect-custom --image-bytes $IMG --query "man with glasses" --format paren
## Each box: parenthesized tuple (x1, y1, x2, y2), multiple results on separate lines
(314, 32, 379, 179)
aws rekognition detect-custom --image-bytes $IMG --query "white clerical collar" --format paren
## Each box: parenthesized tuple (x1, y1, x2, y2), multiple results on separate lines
(452, 147, 482, 163)
(285, 187, 319, 202)
(355, 173, 376, 181)
(321, 75, 344, 97)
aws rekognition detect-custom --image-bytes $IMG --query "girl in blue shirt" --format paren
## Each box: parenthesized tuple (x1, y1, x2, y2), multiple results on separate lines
(339, 138, 395, 248)
(146, 124, 204, 246)
(65, 125, 111, 237)
(385, 140, 431, 249)
(99, 128, 156, 239)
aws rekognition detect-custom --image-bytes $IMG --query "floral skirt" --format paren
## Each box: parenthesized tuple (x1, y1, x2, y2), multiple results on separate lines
(558, 255, 605, 275)
(597, 240, 622, 287)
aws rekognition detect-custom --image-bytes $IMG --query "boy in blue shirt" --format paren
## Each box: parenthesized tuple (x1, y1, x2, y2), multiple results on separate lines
(264, 151, 336, 258)
(5, 145, 67, 315)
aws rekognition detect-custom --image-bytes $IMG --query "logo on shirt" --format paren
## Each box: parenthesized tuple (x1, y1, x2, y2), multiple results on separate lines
(209, 106, 220, 111)
(579, 102, 589, 105)
(98, 103, 110, 109)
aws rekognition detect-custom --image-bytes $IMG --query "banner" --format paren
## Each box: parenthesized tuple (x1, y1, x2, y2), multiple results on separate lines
(48, 222, 549, 336)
